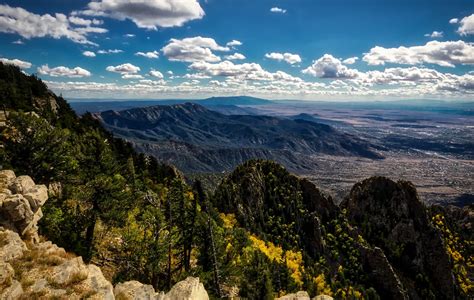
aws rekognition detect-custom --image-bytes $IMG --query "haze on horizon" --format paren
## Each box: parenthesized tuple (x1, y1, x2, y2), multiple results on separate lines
(0, 0, 473, 101)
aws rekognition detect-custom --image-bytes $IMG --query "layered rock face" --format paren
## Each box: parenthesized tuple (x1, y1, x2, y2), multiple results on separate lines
(0, 170, 209, 300)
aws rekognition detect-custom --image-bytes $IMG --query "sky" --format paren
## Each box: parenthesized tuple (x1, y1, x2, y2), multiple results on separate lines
(0, 0, 473, 101)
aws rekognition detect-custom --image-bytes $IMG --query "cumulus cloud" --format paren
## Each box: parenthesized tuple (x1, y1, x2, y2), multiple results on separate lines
(162, 36, 229, 62)
(362, 40, 474, 67)
(226, 40, 242, 47)
(0, 57, 31, 69)
(424, 31, 443, 38)
(302, 54, 359, 78)
(189, 60, 302, 82)
(342, 57, 358, 64)
(124, 33, 135, 37)
(265, 52, 301, 64)
(449, 18, 459, 24)
(356, 67, 446, 86)
(135, 51, 159, 59)
(12, 39, 24, 44)
(38, 65, 91, 77)
(270, 7, 286, 14)
(106, 63, 140, 74)
(83, 50, 96, 57)
(457, 14, 474, 35)
(0, 4, 107, 45)
(97, 49, 123, 54)
(149, 69, 164, 79)
(77, 0, 205, 29)
(225, 53, 246, 60)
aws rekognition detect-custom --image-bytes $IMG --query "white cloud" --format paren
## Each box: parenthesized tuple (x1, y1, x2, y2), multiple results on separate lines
(122, 74, 143, 79)
(97, 49, 123, 54)
(167, 70, 173, 75)
(149, 69, 164, 79)
(182, 73, 211, 79)
(12, 39, 24, 44)
(69, 16, 103, 26)
(226, 40, 242, 47)
(424, 31, 443, 38)
(135, 51, 159, 59)
(449, 18, 459, 24)
(265, 52, 301, 64)
(270, 7, 286, 14)
(225, 53, 246, 60)
(106, 63, 140, 74)
(83, 50, 96, 57)
(189, 60, 302, 82)
(457, 14, 474, 36)
(124, 33, 135, 37)
(342, 57, 358, 64)
(302, 54, 360, 78)
(38, 65, 91, 77)
(162, 36, 229, 62)
(0, 4, 107, 45)
(363, 40, 474, 67)
(77, 0, 205, 29)
(0, 57, 32, 69)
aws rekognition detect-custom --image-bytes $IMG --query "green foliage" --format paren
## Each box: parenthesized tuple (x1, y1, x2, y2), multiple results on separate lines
(2, 112, 78, 183)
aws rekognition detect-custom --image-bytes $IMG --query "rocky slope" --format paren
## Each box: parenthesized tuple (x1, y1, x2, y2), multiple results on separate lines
(0, 170, 209, 300)
(341, 177, 458, 299)
(95, 103, 382, 173)
(212, 160, 472, 299)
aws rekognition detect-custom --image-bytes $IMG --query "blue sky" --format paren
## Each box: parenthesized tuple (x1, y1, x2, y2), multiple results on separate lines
(0, 0, 473, 100)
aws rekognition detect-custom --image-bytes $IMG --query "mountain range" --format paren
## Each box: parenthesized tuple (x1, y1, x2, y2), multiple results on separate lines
(1, 62, 472, 299)
(95, 102, 383, 172)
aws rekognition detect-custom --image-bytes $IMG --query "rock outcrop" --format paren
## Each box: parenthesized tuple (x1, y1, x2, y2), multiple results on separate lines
(341, 176, 457, 299)
(0, 170, 209, 300)
(276, 292, 333, 300)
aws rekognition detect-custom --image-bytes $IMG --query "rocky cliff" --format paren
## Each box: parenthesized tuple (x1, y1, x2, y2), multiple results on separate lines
(341, 177, 457, 299)
(0, 170, 209, 300)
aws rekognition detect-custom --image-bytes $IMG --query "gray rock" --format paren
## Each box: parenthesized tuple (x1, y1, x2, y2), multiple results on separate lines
(0, 230, 27, 262)
(51, 257, 89, 285)
(2, 194, 33, 223)
(84, 264, 115, 300)
(9, 176, 35, 194)
(277, 291, 310, 300)
(23, 185, 48, 212)
(0, 170, 15, 190)
(114, 280, 158, 300)
(313, 296, 334, 300)
(0, 262, 14, 285)
(0, 280, 23, 300)
(164, 277, 209, 300)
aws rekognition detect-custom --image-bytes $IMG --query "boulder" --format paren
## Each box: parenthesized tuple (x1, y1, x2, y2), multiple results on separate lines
(51, 257, 89, 285)
(83, 264, 115, 300)
(23, 185, 48, 212)
(0, 280, 23, 299)
(313, 296, 333, 300)
(114, 280, 158, 300)
(164, 277, 209, 300)
(0, 230, 27, 262)
(0, 170, 15, 189)
(0, 261, 14, 285)
(277, 291, 310, 300)
(2, 194, 33, 223)
(9, 175, 35, 194)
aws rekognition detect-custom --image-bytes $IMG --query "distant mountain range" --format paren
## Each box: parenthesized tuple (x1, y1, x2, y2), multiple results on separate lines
(95, 102, 383, 172)
(70, 96, 272, 114)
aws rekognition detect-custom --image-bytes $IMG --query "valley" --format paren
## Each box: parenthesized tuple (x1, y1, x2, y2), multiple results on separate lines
(73, 98, 474, 206)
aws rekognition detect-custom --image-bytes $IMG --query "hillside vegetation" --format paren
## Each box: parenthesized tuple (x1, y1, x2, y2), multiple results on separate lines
(0, 62, 472, 299)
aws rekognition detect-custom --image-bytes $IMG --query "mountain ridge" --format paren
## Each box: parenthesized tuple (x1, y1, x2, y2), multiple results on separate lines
(96, 102, 383, 172)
